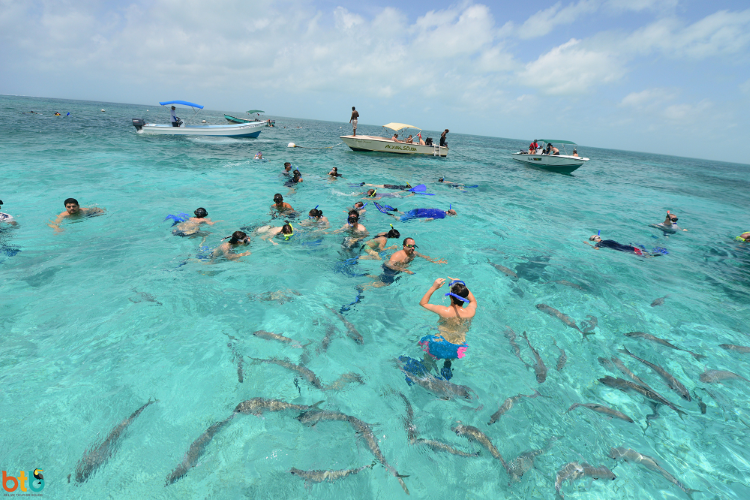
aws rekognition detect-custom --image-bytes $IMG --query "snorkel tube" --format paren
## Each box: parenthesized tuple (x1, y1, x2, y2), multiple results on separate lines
(283, 222, 294, 240)
(445, 279, 470, 303)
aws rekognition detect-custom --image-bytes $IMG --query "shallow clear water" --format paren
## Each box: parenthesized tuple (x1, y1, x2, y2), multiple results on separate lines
(1, 95, 749, 499)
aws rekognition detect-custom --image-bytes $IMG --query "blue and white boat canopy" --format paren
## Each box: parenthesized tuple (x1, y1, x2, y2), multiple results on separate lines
(159, 100, 204, 109)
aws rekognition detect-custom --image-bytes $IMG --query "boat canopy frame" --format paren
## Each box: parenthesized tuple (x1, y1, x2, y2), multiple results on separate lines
(159, 100, 204, 125)
(532, 139, 579, 156)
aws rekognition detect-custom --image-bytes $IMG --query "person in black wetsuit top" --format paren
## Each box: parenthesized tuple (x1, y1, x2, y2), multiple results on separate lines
(586, 235, 652, 256)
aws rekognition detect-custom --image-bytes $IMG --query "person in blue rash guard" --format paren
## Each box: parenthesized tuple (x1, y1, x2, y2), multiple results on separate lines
(586, 234, 659, 257)
(397, 207, 456, 222)
(418, 277, 477, 379)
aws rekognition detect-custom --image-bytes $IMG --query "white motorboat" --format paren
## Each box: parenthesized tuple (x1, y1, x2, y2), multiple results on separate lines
(511, 140, 589, 174)
(132, 101, 264, 138)
(341, 123, 448, 157)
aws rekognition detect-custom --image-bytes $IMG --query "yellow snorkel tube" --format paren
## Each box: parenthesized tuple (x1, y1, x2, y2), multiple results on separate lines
(283, 223, 294, 241)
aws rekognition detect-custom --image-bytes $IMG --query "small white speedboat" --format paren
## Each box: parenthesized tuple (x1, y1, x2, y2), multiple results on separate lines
(511, 140, 588, 174)
(341, 123, 448, 157)
(132, 101, 264, 138)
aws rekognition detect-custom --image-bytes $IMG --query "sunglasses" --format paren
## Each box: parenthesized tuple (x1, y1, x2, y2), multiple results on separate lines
(404, 244, 416, 248)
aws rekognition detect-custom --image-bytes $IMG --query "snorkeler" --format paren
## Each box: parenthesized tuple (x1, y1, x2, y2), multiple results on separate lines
(305, 207, 330, 229)
(0, 200, 17, 226)
(282, 162, 293, 176)
(586, 235, 658, 257)
(651, 211, 687, 235)
(329, 167, 343, 178)
(172, 207, 219, 237)
(271, 193, 294, 215)
(256, 221, 294, 246)
(211, 231, 251, 262)
(284, 170, 303, 188)
(397, 207, 456, 222)
(362, 182, 412, 190)
(362, 188, 413, 201)
(48, 198, 105, 232)
(349, 201, 367, 216)
(736, 231, 750, 242)
(365, 237, 447, 288)
(254, 152, 263, 160)
(418, 277, 477, 378)
(333, 210, 368, 248)
(359, 225, 400, 260)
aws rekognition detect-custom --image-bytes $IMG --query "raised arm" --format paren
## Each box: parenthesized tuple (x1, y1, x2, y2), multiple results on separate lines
(419, 278, 445, 313)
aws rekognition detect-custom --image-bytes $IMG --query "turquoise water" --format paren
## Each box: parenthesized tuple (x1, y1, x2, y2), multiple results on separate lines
(1, 94, 749, 499)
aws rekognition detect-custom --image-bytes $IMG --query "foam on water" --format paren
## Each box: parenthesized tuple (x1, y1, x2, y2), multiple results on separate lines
(1, 95, 750, 499)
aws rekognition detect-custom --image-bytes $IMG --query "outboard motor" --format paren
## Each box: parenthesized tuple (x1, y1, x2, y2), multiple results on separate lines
(132, 118, 146, 131)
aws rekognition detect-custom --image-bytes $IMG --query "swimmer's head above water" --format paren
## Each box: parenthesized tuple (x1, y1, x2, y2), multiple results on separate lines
(273, 193, 284, 205)
(445, 279, 470, 305)
(309, 207, 323, 219)
(64, 198, 80, 214)
(366, 189, 377, 198)
(347, 210, 360, 225)
(225, 231, 250, 245)
(281, 222, 294, 240)
(354, 202, 365, 209)
(403, 237, 417, 255)
(194, 207, 208, 218)
(589, 235, 602, 243)
(386, 225, 400, 239)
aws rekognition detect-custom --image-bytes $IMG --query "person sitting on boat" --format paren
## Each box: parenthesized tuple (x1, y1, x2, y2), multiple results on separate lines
(392, 133, 403, 143)
(550, 144, 560, 155)
(405, 135, 414, 144)
(417, 132, 426, 146)
(170, 106, 179, 127)
(528, 140, 539, 154)
(572, 149, 579, 157)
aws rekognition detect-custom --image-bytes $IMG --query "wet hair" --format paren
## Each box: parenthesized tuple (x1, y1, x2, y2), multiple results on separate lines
(386, 227, 400, 238)
(309, 208, 323, 217)
(403, 237, 414, 247)
(281, 222, 293, 235)
(284, 163, 291, 169)
(228, 230, 248, 244)
(449, 282, 469, 305)
(64, 198, 79, 206)
(366, 189, 376, 197)
(273, 193, 283, 202)
(354, 202, 364, 209)
(194, 207, 207, 218)
(0, 200, 3, 205)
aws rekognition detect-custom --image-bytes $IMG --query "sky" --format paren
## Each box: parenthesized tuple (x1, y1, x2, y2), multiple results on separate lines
(1, 0, 749, 163)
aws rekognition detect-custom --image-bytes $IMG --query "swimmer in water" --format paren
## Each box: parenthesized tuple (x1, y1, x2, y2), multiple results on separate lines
(349, 201, 367, 217)
(394, 208, 457, 222)
(737, 231, 750, 242)
(359, 225, 400, 260)
(282, 162, 293, 176)
(304, 207, 329, 229)
(651, 211, 687, 236)
(284, 170, 303, 191)
(0, 200, 17, 226)
(586, 235, 658, 257)
(256, 221, 294, 245)
(271, 193, 294, 215)
(211, 231, 251, 262)
(48, 198, 105, 232)
(254, 152, 263, 160)
(333, 210, 368, 248)
(362, 188, 414, 201)
(328, 167, 342, 178)
(362, 183, 412, 190)
(172, 208, 219, 238)
(364, 237, 447, 289)
(418, 277, 477, 378)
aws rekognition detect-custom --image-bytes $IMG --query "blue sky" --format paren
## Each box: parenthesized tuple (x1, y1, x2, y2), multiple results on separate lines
(1, 0, 749, 163)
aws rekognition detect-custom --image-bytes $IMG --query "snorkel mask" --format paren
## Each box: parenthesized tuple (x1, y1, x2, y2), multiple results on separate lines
(283, 223, 294, 240)
(445, 280, 469, 303)
(368, 189, 377, 198)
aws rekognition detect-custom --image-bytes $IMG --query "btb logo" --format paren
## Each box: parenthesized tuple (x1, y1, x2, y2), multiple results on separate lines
(2, 468, 45, 493)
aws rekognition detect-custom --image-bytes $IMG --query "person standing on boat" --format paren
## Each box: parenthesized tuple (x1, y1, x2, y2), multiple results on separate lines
(440, 129, 449, 147)
(170, 106, 179, 127)
(350, 107, 359, 136)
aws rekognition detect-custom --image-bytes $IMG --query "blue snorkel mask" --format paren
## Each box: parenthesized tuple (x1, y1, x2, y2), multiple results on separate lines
(445, 279, 469, 303)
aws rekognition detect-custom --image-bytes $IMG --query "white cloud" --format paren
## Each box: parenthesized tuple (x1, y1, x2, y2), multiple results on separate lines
(605, 0, 678, 13)
(517, 0, 599, 40)
(619, 88, 675, 109)
(518, 38, 624, 94)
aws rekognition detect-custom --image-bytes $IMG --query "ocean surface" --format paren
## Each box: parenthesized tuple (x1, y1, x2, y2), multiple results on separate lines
(1, 94, 749, 499)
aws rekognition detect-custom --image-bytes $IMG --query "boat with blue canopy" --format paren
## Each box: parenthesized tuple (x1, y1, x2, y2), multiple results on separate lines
(132, 101, 264, 137)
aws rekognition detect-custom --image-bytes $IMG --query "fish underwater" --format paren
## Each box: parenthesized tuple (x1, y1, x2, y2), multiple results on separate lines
(522, 331, 547, 383)
(719, 344, 750, 354)
(326, 306, 364, 344)
(290, 461, 375, 484)
(536, 304, 589, 337)
(488, 390, 541, 425)
(609, 446, 699, 499)
(165, 414, 234, 485)
(488, 259, 518, 279)
(699, 369, 750, 384)
(129, 288, 162, 306)
(599, 376, 686, 417)
(566, 402, 634, 423)
(553, 339, 567, 371)
(453, 424, 508, 472)
(235, 398, 323, 416)
(504, 326, 530, 368)
(624, 332, 705, 360)
(252, 330, 303, 348)
(507, 436, 559, 483)
(619, 347, 691, 401)
(247, 357, 324, 389)
(555, 461, 616, 499)
(247, 289, 301, 304)
(75, 399, 157, 483)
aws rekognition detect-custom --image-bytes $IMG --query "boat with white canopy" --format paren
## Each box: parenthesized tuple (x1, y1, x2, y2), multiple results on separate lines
(511, 140, 588, 174)
(224, 109, 275, 127)
(132, 101, 265, 137)
(340, 123, 448, 157)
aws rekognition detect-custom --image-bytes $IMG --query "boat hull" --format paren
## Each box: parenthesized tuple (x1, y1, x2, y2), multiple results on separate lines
(138, 121, 264, 138)
(511, 153, 588, 174)
(340, 135, 447, 157)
